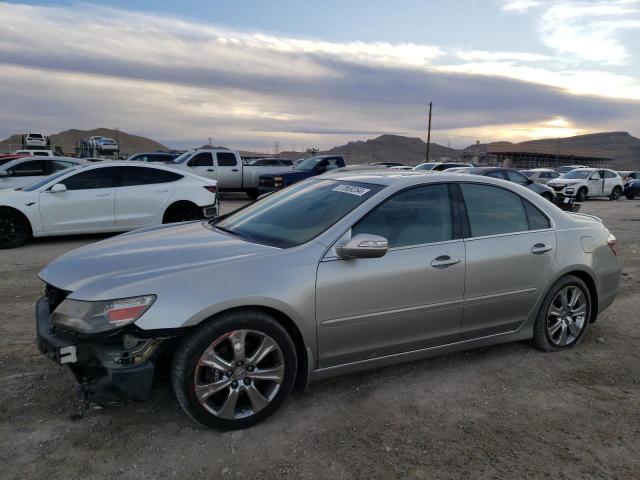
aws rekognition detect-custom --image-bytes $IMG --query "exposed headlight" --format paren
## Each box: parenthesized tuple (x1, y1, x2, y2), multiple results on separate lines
(51, 295, 155, 334)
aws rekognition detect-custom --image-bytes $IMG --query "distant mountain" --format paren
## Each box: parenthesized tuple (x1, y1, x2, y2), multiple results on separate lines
(463, 132, 640, 168)
(0, 128, 167, 156)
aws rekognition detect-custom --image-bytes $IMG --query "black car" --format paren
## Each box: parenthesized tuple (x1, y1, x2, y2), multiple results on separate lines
(258, 155, 346, 192)
(624, 179, 640, 199)
(456, 167, 556, 201)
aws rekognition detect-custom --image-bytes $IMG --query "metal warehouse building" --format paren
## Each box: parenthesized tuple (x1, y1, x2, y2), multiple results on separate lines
(462, 144, 614, 169)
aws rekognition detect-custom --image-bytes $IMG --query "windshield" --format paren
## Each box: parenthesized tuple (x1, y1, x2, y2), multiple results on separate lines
(21, 168, 79, 191)
(562, 170, 592, 179)
(293, 157, 321, 171)
(213, 179, 384, 248)
(173, 151, 194, 164)
(412, 163, 438, 171)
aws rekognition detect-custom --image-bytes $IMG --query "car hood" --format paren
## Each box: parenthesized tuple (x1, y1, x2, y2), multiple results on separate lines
(548, 179, 584, 186)
(39, 221, 278, 294)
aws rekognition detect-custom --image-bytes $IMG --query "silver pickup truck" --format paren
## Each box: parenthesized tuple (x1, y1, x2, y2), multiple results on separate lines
(172, 149, 292, 199)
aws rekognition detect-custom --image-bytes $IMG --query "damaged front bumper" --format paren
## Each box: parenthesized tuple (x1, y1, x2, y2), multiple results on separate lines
(36, 296, 172, 404)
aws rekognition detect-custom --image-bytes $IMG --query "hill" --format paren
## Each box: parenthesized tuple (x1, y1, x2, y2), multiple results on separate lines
(464, 132, 640, 168)
(280, 134, 460, 165)
(0, 128, 167, 156)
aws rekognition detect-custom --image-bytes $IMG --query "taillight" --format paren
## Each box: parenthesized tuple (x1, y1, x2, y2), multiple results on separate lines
(204, 186, 217, 194)
(607, 233, 618, 256)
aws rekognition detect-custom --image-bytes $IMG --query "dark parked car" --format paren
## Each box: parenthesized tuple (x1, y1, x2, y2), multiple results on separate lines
(258, 155, 345, 192)
(127, 152, 178, 163)
(455, 167, 556, 201)
(624, 179, 640, 199)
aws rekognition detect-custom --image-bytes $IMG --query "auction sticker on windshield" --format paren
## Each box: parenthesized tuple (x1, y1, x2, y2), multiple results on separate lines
(333, 184, 371, 196)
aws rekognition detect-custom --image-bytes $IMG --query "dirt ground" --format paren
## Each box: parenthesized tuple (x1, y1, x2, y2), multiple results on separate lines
(1, 195, 639, 480)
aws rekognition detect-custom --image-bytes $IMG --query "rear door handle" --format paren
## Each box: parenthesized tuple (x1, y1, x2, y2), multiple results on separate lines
(156, 189, 169, 193)
(431, 255, 461, 268)
(231, 168, 239, 172)
(531, 243, 553, 254)
(206, 169, 215, 172)
(96, 193, 111, 197)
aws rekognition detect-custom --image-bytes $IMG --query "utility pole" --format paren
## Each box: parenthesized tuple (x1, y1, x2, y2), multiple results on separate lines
(425, 101, 432, 162)
(208, 137, 212, 147)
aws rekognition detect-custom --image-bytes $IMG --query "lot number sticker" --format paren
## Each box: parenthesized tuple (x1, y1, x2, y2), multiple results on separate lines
(333, 184, 371, 196)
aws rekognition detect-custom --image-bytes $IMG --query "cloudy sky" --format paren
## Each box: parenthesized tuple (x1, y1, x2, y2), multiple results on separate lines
(1, 0, 639, 151)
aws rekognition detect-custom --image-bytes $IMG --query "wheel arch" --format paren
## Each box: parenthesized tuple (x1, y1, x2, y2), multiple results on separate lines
(162, 200, 200, 223)
(546, 269, 599, 323)
(193, 305, 311, 392)
(0, 205, 33, 238)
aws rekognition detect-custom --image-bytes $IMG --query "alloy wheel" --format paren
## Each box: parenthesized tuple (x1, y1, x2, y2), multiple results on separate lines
(546, 286, 588, 346)
(193, 329, 285, 420)
(0, 215, 24, 246)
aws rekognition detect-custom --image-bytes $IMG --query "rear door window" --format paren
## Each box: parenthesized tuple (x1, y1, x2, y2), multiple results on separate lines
(119, 166, 183, 186)
(506, 170, 530, 186)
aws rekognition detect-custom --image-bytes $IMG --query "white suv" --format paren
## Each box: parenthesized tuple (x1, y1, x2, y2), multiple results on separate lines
(23, 132, 48, 148)
(547, 168, 623, 201)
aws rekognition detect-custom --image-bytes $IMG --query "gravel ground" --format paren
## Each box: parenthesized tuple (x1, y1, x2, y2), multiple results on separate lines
(1, 196, 639, 479)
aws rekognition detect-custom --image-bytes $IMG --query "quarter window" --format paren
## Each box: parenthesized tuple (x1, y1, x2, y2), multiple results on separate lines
(217, 153, 237, 167)
(51, 160, 76, 172)
(603, 170, 617, 179)
(506, 170, 529, 186)
(352, 184, 453, 248)
(460, 184, 529, 237)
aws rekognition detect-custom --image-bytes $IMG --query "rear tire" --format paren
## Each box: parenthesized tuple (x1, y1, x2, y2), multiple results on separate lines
(575, 187, 588, 202)
(163, 202, 201, 224)
(532, 275, 591, 352)
(609, 186, 622, 201)
(171, 310, 297, 430)
(0, 208, 29, 249)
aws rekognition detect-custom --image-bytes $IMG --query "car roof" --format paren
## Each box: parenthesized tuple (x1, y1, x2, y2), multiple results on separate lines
(321, 169, 506, 187)
(0, 156, 82, 169)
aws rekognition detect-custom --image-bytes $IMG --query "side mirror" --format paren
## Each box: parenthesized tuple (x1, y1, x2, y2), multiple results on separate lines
(49, 183, 67, 193)
(336, 234, 389, 259)
(0, 171, 7, 178)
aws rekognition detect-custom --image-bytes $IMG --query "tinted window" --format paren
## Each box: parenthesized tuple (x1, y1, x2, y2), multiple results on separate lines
(51, 160, 76, 172)
(32, 151, 50, 156)
(63, 167, 119, 190)
(217, 152, 237, 167)
(524, 202, 550, 230)
(279, 159, 293, 166)
(484, 170, 505, 180)
(603, 170, 617, 179)
(188, 152, 213, 167)
(352, 184, 452, 248)
(461, 184, 529, 237)
(119, 166, 182, 186)
(8, 160, 46, 176)
(506, 170, 529, 186)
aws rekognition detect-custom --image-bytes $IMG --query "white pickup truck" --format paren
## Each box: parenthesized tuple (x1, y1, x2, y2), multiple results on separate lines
(172, 149, 293, 199)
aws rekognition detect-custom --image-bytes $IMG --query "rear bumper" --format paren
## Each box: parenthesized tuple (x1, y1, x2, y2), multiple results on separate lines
(36, 297, 161, 403)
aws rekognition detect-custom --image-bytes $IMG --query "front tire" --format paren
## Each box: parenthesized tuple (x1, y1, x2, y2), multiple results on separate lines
(626, 190, 636, 200)
(0, 208, 29, 249)
(532, 275, 591, 351)
(575, 187, 588, 202)
(171, 310, 297, 430)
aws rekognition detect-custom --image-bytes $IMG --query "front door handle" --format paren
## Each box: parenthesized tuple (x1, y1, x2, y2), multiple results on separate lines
(231, 168, 239, 172)
(531, 243, 553, 254)
(156, 189, 169, 193)
(431, 255, 461, 268)
(96, 193, 111, 197)
(206, 169, 215, 172)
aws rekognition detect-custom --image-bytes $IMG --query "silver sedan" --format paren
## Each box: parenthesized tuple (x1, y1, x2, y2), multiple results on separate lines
(36, 171, 621, 429)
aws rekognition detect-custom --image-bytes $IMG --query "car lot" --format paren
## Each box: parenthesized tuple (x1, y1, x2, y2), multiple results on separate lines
(1, 196, 639, 478)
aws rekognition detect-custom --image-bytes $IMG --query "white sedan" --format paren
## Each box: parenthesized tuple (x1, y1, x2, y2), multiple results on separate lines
(0, 156, 86, 189)
(0, 162, 219, 248)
